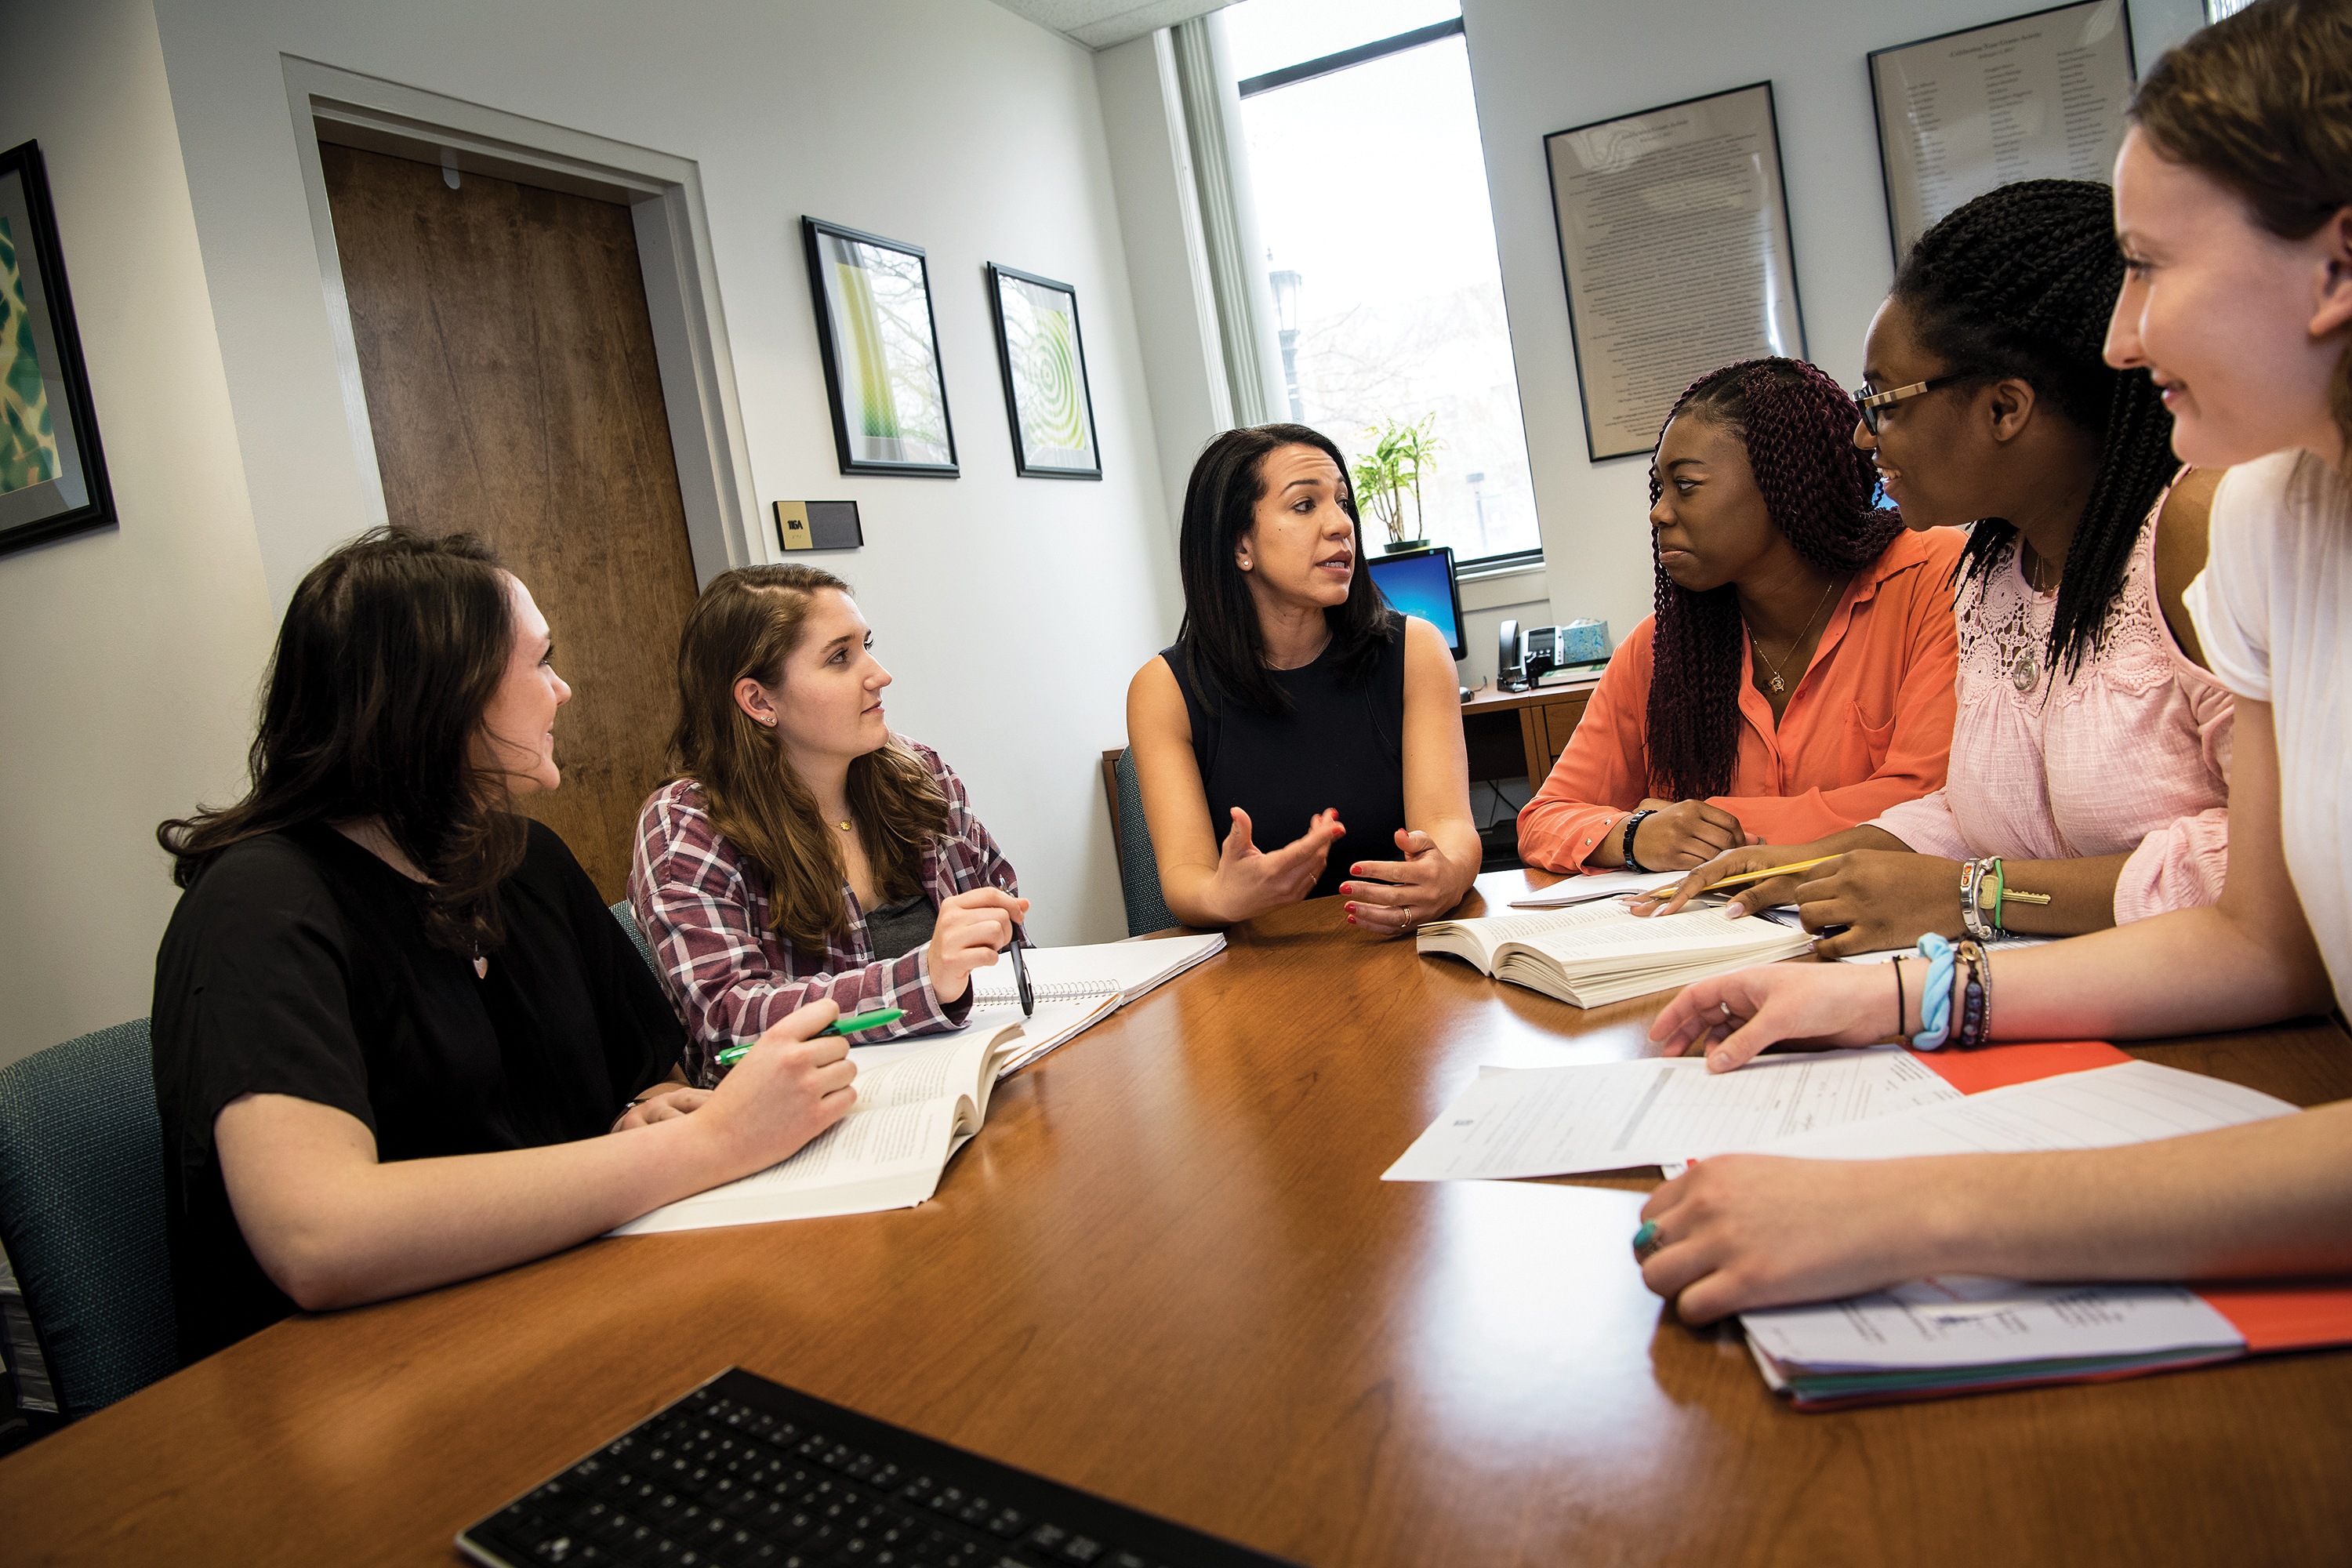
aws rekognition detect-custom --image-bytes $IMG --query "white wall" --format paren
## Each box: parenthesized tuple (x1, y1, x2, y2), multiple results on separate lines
(0, 0, 277, 1068)
(1459, 0, 2207, 647)
(0, 0, 1187, 1065)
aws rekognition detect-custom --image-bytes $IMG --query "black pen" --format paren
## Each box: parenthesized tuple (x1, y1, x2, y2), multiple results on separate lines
(1008, 935, 1033, 1018)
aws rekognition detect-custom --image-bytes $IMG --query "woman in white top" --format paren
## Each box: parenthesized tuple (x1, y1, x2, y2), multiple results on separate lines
(1634, 0, 2352, 1325)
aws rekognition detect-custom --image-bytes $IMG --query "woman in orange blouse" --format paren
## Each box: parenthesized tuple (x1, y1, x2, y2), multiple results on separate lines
(1519, 358, 1962, 875)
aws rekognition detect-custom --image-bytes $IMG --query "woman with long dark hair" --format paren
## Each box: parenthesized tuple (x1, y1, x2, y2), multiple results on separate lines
(1640, 0, 2352, 1323)
(152, 530, 857, 1364)
(631, 564, 1025, 1085)
(1649, 183, 2232, 954)
(1517, 358, 1964, 876)
(1126, 423, 1479, 931)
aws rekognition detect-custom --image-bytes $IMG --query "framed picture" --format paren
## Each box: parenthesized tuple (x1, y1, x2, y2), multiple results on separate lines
(1543, 83, 1806, 463)
(801, 216, 957, 477)
(0, 140, 113, 556)
(1869, 0, 2137, 261)
(985, 263, 1101, 480)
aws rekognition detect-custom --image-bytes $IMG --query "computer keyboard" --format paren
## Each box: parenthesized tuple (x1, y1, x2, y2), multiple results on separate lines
(457, 1367, 1297, 1568)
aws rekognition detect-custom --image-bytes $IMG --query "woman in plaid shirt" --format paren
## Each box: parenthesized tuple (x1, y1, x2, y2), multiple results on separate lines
(631, 565, 1028, 1085)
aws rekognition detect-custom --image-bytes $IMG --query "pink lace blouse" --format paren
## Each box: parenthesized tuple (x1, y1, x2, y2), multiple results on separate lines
(1869, 497, 2233, 923)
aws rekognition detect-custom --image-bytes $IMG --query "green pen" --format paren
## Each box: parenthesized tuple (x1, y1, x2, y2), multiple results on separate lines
(715, 1007, 906, 1066)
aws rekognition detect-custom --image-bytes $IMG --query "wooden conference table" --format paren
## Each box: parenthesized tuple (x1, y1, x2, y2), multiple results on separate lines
(7, 871, 2352, 1566)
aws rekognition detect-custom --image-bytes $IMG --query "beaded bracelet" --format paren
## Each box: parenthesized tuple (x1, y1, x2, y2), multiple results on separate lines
(1954, 940, 1989, 1050)
(1620, 808, 1659, 874)
(1911, 933, 1955, 1051)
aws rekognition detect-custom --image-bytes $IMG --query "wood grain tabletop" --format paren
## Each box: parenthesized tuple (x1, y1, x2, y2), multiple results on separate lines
(6, 869, 2348, 1566)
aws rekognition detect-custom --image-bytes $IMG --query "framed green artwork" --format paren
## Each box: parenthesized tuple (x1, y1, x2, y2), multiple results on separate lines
(986, 263, 1100, 480)
(801, 216, 957, 477)
(0, 140, 112, 555)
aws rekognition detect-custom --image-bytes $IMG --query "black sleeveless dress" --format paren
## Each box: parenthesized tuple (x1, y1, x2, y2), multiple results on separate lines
(1162, 620, 1410, 902)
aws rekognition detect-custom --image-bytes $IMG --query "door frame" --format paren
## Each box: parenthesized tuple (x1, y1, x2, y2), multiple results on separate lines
(280, 55, 766, 586)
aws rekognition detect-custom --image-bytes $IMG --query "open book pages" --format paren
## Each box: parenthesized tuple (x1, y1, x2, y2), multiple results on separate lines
(971, 932, 1225, 1007)
(1416, 900, 1812, 1007)
(610, 1012, 1091, 1236)
(1383, 1047, 1963, 1181)
(1504, 869, 1664, 909)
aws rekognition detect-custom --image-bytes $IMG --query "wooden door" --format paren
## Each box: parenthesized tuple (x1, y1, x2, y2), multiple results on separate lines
(320, 143, 701, 902)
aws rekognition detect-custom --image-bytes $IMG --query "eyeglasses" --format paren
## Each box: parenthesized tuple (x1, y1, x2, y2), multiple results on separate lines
(1851, 372, 1976, 434)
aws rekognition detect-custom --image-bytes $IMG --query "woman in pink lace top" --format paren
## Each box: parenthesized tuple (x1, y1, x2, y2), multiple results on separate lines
(1645, 180, 2231, 955)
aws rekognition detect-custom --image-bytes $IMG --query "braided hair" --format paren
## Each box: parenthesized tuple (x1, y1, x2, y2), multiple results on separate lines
(1645, 358, 1902, 801)
(1892, 179, 2180, 681)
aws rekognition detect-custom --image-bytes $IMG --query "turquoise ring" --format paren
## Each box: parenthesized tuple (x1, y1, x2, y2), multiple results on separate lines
(1632, 1219, 1664, 1262)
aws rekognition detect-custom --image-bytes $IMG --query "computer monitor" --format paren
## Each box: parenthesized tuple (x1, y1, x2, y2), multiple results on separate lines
(1366, 545, 1467, 661)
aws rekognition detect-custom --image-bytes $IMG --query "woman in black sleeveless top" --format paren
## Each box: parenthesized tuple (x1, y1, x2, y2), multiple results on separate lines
(1126, 424, 1482, 931)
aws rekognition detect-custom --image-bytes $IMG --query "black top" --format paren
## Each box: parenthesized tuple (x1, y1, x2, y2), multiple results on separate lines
(151, 819, 683, 1365)
(863, 892, 938, 963)
(1162, 620, 1410, 902)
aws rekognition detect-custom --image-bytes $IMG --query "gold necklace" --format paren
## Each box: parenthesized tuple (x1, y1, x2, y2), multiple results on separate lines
(1748, 578, 1839, 695)
(832, 818, 851, 832)
(2025, 542, 2059, 594)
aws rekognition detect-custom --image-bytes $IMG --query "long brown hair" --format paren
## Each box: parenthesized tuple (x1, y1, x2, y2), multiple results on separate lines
(670, 564, 948, 950)
(2132, 0, 2352, 452)
(157, 528, 527, 956)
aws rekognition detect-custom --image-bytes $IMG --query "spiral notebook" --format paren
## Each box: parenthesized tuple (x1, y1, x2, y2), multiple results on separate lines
(971, 932, 1226, 1009)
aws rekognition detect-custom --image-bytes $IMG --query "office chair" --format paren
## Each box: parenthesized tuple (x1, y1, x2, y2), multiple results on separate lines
(610, 901, 660, 979)
(0, 1019, 178, 1422)
(1113, 748, 1176, 937)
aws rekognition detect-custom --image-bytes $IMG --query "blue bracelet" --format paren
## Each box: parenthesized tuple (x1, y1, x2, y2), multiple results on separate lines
(1911, 933, 1955, 1051)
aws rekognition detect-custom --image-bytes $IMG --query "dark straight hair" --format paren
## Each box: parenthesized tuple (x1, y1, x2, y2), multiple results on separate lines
(157, 527, 526, 958)
(1174, 423, 1395, 716)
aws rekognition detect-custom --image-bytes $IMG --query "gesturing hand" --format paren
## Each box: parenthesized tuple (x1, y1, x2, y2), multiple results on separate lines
(1341, 828, 1464, 936)
(1631, 799, 1754, 872)
(699, 998, 861, 1162)
(1210, 806, 1345, 923)
(927, 887, 1032, 1003)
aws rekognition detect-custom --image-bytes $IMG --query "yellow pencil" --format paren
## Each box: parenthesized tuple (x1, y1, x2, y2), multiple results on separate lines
(1641, 854, 1839, 903)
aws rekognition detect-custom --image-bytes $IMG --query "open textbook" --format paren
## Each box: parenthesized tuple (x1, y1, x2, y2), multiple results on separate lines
(615, 933, 1225, 1234)
(1416, 899, 1811, 1007)
(1504, 869, 1663, 909)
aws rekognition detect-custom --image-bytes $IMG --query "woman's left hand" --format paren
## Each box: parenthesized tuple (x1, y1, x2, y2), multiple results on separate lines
(1341, 829, 1469, 936)
(1790, 851, 1962, 956)
(1637, 1152, 1940, 1324)
(611, 1086, 713, 1132)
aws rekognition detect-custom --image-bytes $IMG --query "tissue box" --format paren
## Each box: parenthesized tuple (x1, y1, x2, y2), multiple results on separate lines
(1556, 619, 1610, 665)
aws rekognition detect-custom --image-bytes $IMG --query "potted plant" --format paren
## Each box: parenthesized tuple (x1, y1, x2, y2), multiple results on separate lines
(1352, 414, 1443, 553)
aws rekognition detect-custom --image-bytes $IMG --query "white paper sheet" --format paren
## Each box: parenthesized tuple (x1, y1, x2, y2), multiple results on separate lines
(1382, 1047, 1962, 1181)
(1744, 1277, 2245, 1373)
(1754, 1059, 2298, 1162)
(1506, 869, 1668, 909)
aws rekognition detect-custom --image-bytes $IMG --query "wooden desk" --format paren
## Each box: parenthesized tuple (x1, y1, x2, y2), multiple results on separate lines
(7, 873, 2349, 1565)
(1461, 678, 1600, 791)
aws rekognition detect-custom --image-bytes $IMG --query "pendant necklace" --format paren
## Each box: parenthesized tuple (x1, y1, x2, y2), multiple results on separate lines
(2015, 544, 2057, 691)
(1749, 577, 1839, 696)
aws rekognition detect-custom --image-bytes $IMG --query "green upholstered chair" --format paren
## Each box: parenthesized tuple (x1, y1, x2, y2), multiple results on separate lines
(611, 900, 659, 978)
(0, 1020, 178, 1421)
(1113, 748, 1176, 938)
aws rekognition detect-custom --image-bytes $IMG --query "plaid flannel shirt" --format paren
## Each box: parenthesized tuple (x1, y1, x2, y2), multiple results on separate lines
(628, 741, 1022, 1086)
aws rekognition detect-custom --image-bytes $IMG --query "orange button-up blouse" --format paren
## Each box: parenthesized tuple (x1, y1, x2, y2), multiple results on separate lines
(1517, 527, 1964, 873)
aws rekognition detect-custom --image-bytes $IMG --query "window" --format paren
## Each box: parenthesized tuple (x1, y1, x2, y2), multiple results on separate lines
(1225, 0, 1539, 567)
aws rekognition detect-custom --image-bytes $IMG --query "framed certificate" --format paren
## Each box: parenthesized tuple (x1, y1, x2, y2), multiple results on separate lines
(1869, 0, 2138, 262)
(1544, 83, 1807, 463)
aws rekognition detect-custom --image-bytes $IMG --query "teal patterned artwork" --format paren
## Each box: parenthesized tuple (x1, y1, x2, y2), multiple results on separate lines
(989, 265, 1099, 479)
(0, 212, 60, 498)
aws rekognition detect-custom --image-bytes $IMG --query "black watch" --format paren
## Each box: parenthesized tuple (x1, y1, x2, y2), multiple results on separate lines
(1620, 808, 1658, 874)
